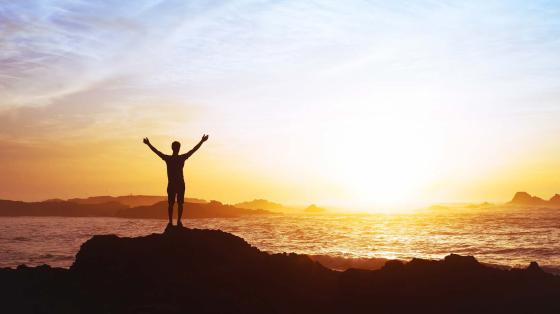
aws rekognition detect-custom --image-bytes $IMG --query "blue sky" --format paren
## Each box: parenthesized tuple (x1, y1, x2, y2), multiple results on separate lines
(1, 0, 560, 207)
(3, 0, 559, 108)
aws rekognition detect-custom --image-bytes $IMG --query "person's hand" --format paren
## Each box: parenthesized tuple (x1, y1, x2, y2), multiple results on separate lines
(143, 137, 150, 145)
(201, 134, 209, 142)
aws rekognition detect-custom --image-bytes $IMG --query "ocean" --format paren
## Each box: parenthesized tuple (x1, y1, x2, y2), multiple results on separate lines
(1, 206, 559, 273)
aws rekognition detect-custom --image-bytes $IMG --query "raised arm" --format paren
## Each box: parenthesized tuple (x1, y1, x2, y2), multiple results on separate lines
(143, 137, 166, 159)
(183, 134, 209, 159)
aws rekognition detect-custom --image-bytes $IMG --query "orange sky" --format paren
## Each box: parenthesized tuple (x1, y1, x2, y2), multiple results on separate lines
(1, 1, 560, 210)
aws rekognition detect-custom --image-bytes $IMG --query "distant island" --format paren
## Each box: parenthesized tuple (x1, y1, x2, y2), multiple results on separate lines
(427, 192, 560, 211)
(1, 228, 558, 313)
(63, 195, 207, 207)
(235, 198, 289, 211)
(235, 198, 329, 213)
(508, 192, 560, 207)
(116, 200, 271, 219)
(304, 204, 326, 213)
(3, 191, 557, 219)
(0, 195, 329, 218)
(0, 196, 271, 219)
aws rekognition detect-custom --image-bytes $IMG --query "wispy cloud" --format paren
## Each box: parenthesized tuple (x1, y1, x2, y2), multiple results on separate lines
(1, 0, 560, 203)
(2, 0, 559, 109)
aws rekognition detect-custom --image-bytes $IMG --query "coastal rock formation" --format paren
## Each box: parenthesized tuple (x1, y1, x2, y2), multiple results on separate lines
(509, 191, 560, 207)
(509, 192, 548, 206)
(549, 194, 560, 206)
(234, 198, 288, 212)
(304, 204, 326, 213)
(1, 228, 559, 313)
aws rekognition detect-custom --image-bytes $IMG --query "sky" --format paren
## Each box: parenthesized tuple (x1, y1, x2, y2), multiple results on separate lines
(1, 0, 560, 210)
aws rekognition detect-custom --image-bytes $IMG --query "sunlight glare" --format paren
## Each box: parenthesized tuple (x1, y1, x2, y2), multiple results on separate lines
(322, 112, 443, 209)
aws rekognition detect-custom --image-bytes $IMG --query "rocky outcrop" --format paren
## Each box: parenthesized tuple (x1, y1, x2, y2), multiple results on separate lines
(1, 228, 559, 313)
(304, 204, 326, 213)
(549, 194, 560, 206)
(509, 192, 560, 207)
(509, 192, 548, 206)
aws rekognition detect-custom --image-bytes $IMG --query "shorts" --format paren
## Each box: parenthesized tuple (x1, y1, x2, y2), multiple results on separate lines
(167, 182, 185, 204)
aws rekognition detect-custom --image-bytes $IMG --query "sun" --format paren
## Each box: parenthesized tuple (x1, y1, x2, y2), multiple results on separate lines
(320, 113, 444, 210)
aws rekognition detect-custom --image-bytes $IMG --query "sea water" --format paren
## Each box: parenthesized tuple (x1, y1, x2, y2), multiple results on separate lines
(1, 206, 559, 273)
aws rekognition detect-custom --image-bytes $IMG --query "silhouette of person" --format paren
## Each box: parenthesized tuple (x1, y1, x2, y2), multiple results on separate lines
(143, 135, 209, 227)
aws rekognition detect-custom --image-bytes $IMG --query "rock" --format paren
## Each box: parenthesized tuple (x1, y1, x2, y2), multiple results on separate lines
(1, 229, 560, 313)
(382, 259, 405, 271)
(549, 194, 560, 206)
(304, 204, 326, 213)
(527, 261, 543, 273)
(443, 253, 482, 269)
(509, 192, 548, 206)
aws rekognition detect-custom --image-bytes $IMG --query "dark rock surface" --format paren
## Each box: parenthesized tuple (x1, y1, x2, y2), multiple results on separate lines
(1, 228, 559, 313)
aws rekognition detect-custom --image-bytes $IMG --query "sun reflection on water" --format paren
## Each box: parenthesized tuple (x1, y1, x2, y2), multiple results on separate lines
(0, 206, 559, 272)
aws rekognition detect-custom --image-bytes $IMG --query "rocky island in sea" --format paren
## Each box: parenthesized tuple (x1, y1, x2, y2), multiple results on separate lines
(0, 196, 271, 219)
(508, 192, 560, 207)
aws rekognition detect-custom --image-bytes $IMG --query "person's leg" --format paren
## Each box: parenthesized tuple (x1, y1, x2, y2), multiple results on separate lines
(167, 185, 175, 225)
(167, 202, 174, 225)
(177, 203, 183, 227)
(176, 184, 185, 226)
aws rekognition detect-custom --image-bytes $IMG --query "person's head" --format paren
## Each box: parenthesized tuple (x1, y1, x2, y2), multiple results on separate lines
(171, 141, 181, 154)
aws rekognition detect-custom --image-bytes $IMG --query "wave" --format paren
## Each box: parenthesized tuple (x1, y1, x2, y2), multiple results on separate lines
(311, 254, 560, 276)
(12, 236, 30, 241)
(486, 247, 557, 256)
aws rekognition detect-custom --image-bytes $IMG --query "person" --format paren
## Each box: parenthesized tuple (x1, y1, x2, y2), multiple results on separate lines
(143, 135, 209, 228)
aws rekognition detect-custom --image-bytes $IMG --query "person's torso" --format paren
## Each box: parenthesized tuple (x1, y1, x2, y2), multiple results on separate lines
(165, 155, 186, 183)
